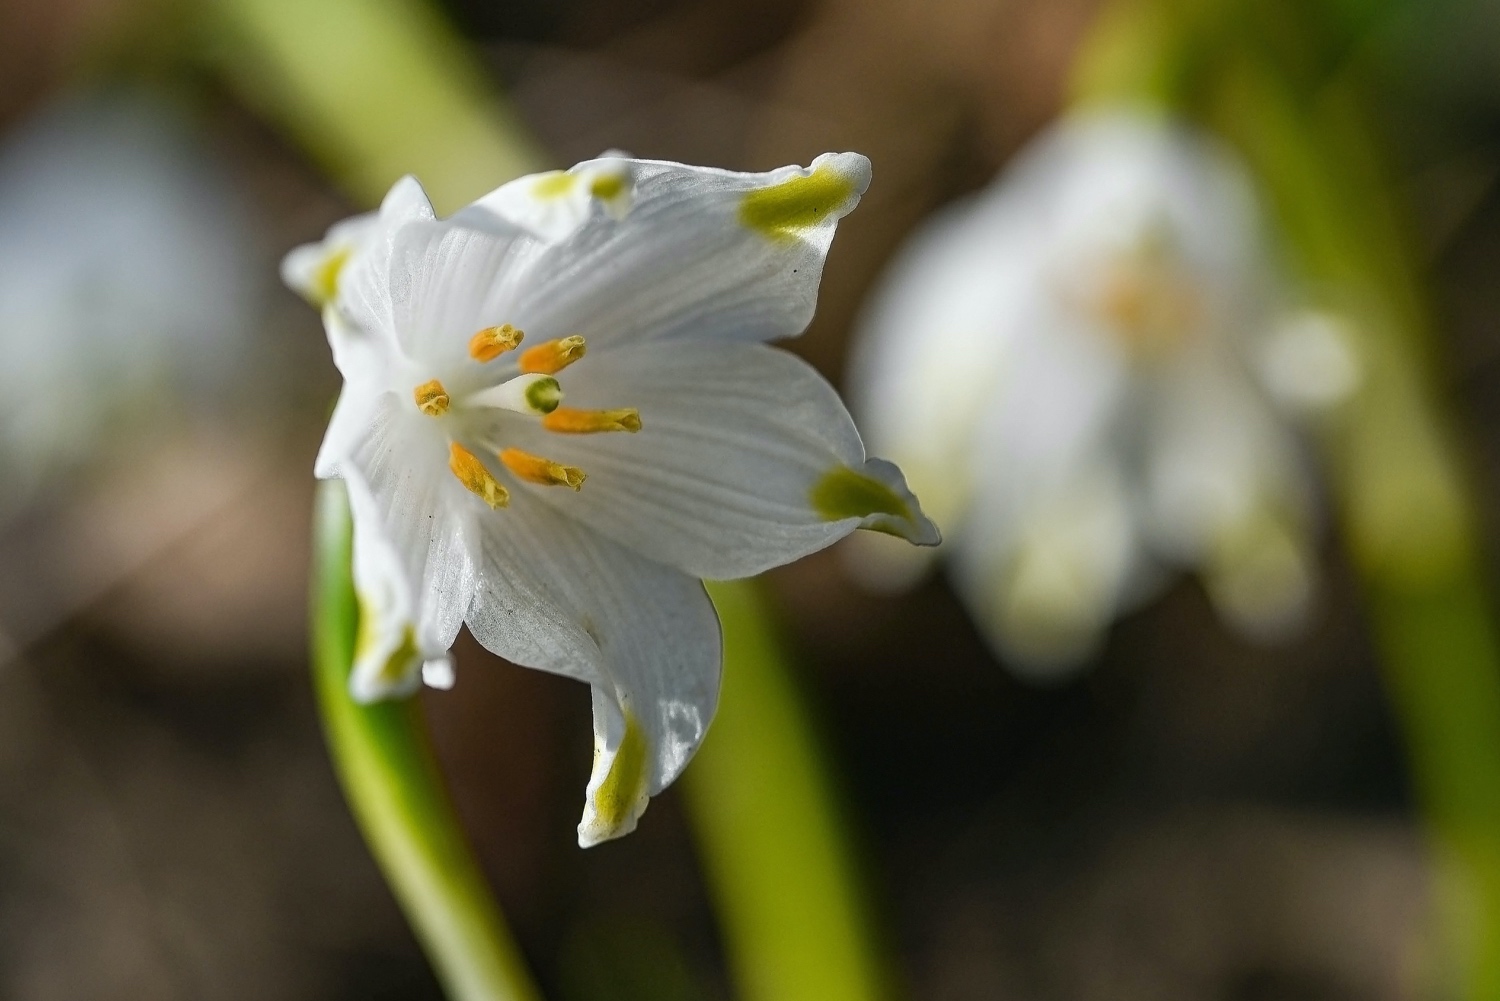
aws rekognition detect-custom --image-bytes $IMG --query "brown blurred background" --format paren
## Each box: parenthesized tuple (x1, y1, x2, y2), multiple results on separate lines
(2, 0, 1499, 997)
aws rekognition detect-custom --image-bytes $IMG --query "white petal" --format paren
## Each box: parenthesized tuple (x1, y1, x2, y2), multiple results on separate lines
(280, 211, 378, 306)
(1138, 350, 1319, 638)
(338, 176, 438, 338)
(936, 301, 1139, 670)
(1138, 350, 1310, 562)
(953, 455, 1141, 677)
(463, 492, 721, 846)
(321, 302, 395, 388)
(501, 339, 937, 580)
(335, 394, 480, 678)
(1204, 508, 1314, 641)
(1256, 309, 1362, 414)
(346, 504, 427, 702)
(281, 240, 332, 304)
(345, 218, 538, 372)
(465, 152, 870, 352)
(457, 157, 636, 243)
(422, 656, 456, 690)
(313, 381, 381, 480)
(1017, 110, 1268, 320)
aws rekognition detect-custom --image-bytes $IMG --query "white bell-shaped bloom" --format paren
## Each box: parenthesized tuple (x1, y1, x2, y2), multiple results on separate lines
(0, 91, 256, 517)
(289, 153, 938, 845)
(849, 109, 1356, 676)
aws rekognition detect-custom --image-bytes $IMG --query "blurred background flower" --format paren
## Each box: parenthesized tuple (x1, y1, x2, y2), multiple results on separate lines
(848, 108, 1355, 674)
(2, 0, 1500, 998)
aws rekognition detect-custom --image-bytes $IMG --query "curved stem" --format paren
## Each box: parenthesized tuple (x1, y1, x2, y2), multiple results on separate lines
(312, 480, 543, 1001)
(683, 580, 895, 1001)
(206, 0, 547, 210)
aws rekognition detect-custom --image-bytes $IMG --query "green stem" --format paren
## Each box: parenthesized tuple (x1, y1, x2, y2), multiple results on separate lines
(203, 0, 546, 211)
(312, 480, 544, 1001)
(683, 580, 895, 1001)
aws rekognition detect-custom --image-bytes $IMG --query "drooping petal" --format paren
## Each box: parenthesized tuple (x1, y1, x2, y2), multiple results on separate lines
(463, 491, 721, 846)
(458, 152, 871, 351)
(942, 301, 1140, 669)
(494, 339, 937, 580)
(331, 393, 480, 681)
(1138, 349, 1309, 560)
(280, 211, 378, 307)
(346, 492, 431, 702)
(1202, 505, 1315, 641)
(953, 459, 1140, 675)
(1139, 348, 1316, 636)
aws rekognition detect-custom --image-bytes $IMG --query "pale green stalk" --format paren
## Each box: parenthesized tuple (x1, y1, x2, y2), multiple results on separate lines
(204, 0, 546, 210)
(1075, 1, 1500, 991)
(312, 482, 543, 1001)
(683, 581, 895, 1001)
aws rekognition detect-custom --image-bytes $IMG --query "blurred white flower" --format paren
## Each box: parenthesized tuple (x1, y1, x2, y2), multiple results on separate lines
(291, 154, 937, 845)
(0, 91, 257, 517)
(849, 109, 1357, 676)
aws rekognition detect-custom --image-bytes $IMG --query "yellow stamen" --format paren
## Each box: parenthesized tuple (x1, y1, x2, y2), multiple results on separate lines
(500, 448, 586, 490)
(413, 379, 451, 417)
(449, 443, 509, 509)
(469, 324, 524, 362)
(542, 407, 641, 434)
(519, 336, 587, 375)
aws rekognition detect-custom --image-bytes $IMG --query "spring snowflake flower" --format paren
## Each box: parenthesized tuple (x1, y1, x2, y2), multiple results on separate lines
(849, 110, 1356, 675)
(287, 153, 938, 845)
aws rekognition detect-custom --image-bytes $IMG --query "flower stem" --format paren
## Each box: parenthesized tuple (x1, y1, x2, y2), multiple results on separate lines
(204, 0, 547, 210)
(312, 480, 544, 1001)
(683, 580, 895, 1001)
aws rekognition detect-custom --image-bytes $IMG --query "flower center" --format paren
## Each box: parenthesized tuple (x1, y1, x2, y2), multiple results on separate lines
(412, 326, 641, 508)
(1091, 253, 1200, 355)
(1073, 225, 1203, 358)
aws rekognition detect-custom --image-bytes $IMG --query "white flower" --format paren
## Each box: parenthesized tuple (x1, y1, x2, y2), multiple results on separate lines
(282, 212, 377, 309)
(0, 91, 255, 517)
(458, 156, 636, 243)
(849, 109, 1356, 676)
(291, 153, 938, 845)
